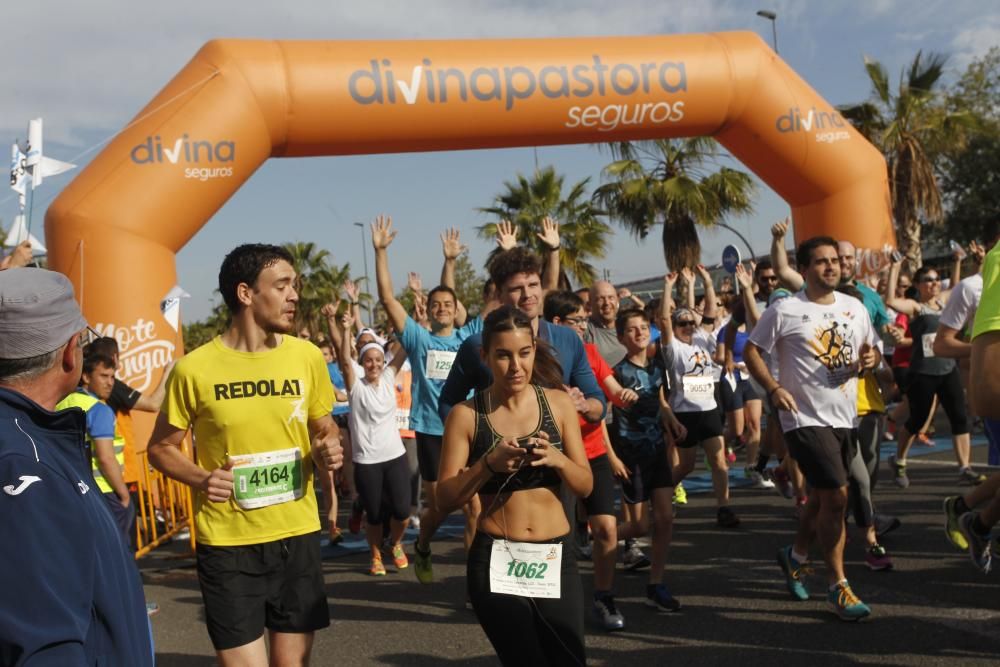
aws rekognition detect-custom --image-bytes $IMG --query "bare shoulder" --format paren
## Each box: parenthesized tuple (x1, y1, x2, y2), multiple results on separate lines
(542, 387, 575, 418)
(444, 398, 476, 432)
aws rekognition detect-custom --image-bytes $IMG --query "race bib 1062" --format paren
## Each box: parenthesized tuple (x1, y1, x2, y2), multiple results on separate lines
(489, 539, 562, 599)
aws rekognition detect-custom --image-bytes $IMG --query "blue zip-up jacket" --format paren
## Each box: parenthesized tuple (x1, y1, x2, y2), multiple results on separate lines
(438, 318, 607, 422)
(0, 387, 152, 666)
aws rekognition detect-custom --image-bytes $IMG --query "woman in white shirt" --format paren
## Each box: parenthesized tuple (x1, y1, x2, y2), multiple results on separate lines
(335, 311, 411, 576)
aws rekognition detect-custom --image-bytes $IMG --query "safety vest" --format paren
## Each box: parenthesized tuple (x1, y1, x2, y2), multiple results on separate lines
(56, 390, 125, 494)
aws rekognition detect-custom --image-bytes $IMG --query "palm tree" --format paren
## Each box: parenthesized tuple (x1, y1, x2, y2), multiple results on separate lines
(282, 241, 353, 336)
(477, 166, 611, 287)
(839, 51, 973, 269)
(592, 138, 755, 272)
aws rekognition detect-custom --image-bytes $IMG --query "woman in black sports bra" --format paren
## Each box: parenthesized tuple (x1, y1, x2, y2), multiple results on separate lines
(438, 306, 591, 666)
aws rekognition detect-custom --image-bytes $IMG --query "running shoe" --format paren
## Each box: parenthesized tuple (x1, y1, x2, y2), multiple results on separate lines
(645, 583, 681, 612)
(592, 595, 626, 631)
(348, 498, 364, 534)
(370, 556, 386, 577)
(772, 467, 794, 499)
(409, 514, 421, 531)
(328, 526, 344, 546)
(959, 467, 987, 486)
(943, 496, 970, 551)
(146, 602, 160, 617)
(413, 544, 433, 583)
(623, 544, 651, 571)
(577, 543, 593, 560)
(745, 467, 776, 490)
(672, 483, 688, 506)
(391, 544, 409, 570)
(725, 447, 737, 464)
(777, 545, 811, 601)
(958, 513, 993, 574)
(874, 513, 902, 539)
(916, 432, 935, 447)
(888, 454, 909, 489)
(864, 544, 893, 571)
(717, 506, 741, 528)
(828, 581, 871, 622)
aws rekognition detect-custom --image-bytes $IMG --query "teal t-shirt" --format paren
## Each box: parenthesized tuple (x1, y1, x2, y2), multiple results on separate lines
(400, 316, 479, 436)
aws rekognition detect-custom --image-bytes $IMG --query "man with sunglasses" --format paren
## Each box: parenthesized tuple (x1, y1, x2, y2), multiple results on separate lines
(0, 268, 153, 664)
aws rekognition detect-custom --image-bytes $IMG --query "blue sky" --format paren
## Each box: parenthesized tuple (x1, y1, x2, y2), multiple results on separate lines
(2, 1, 997, 320)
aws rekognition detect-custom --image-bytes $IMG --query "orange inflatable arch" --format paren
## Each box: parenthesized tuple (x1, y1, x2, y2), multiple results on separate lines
(46, 32, 892, 424)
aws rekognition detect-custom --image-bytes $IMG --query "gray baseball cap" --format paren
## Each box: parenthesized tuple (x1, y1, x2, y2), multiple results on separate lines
(0, 267, 89, 358)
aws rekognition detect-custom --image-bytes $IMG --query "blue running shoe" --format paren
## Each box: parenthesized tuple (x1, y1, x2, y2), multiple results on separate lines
(645, 583, 681, 613)
(828, 581, 871, 622)
(777, 546, 811, 601)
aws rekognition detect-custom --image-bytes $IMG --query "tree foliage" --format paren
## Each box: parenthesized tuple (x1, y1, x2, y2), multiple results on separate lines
(477, 166, 611, 287)
(592, 138, 755, 272)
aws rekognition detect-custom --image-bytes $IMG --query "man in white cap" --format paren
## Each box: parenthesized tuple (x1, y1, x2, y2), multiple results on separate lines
(0, 267, 153, 665)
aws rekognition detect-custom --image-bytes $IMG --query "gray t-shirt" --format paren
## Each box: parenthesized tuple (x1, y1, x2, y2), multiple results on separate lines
(584, 319, 627, 367)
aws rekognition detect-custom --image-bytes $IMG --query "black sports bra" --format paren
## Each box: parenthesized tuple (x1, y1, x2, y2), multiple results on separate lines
(468, 385, 563, 494)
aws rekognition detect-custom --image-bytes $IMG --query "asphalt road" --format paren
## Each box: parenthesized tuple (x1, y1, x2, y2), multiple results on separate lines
(142, 440, 1000, 666)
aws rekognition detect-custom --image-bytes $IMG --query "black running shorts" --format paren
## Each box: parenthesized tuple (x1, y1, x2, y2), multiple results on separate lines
(720, 377, 761, 413)
(415, 431, 443, 482)
(196, 532, 329, 651)
(674, 409, 725, 448)
(583, 454, 616, 517)
(783, 426, 854, 489)
(620, 445, 673, 505)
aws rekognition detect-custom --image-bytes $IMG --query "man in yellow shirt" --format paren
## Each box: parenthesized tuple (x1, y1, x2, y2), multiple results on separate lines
(149, 244, 343, 665)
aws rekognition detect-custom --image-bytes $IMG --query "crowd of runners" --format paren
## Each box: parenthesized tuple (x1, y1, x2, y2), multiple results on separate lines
(1, 214, 1000, 666)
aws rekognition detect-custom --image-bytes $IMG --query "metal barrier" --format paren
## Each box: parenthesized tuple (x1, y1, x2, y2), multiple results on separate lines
(133, 441, 195, 558)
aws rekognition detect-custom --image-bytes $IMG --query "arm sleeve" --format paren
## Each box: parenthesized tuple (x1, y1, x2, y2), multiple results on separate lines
(162, 360, 198, 431)
(308, 346, 335, 421)
(438, 337, 481, 422)
(0, 456, 92, 665)
(747, 305, 781, 354)
(459, 316, 483, 338)
(87, 403, 116, 440)
(400, 316, 428, 356)
(109, 379, 141, 412)
(939, 281, 974, 331)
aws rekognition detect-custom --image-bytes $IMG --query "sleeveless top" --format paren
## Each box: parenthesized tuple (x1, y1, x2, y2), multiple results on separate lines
(909, 301, 955, 376)
(468, 385, 563, 494)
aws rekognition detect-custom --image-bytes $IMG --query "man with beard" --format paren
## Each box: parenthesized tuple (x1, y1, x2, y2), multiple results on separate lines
(148, 244, 343, 666)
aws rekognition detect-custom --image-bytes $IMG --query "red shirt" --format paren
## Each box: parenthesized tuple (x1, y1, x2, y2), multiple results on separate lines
(892, 313, 912, 368)
(581, 344, 612, 459)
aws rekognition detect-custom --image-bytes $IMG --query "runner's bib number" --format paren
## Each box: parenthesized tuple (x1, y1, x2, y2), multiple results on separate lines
(396, 408, 411, 431)
(489, 540, 562, 599)
(682, 375, 716, 408)
(425, 349, 457, 381)
(922, 333, 936, 358)
(231, 447, 304, 510)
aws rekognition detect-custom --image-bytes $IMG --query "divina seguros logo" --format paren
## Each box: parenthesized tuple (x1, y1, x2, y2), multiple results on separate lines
(775, 107, 851, 144)
(347, 55, 688, 132)
(130, 134, 236, 180)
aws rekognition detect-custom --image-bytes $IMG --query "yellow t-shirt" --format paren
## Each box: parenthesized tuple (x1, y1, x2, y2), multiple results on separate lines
(163, 335, 334, 546)
(855, 371, 885, 416)
(972, 244, 1000, 339)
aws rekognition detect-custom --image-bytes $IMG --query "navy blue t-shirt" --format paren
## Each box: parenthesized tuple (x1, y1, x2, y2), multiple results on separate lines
(610, 351, 667, 460)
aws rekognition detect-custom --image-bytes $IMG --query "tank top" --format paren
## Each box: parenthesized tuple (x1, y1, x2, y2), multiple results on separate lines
(468, 385, 563, 494)
(908, 301, 955, 376)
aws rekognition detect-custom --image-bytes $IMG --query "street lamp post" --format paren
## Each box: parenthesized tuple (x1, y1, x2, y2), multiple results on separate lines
(756, 10, 778, 54)
(353, 222, 372, 323)
(717, 222, 756, 262)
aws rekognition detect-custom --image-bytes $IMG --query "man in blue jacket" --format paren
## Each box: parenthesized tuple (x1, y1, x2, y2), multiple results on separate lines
(0, 268, 153, 666)
(439, 246, 606, 424)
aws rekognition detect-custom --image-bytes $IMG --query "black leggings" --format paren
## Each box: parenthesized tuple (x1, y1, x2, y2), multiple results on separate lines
(353, 454, 411, 525)
(904, 368, 969, 436)
(467, 532, 585, 666)
(848, 413, 882, 528)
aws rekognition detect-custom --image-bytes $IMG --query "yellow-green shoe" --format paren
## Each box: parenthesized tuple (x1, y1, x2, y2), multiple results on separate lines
(944, 496, 969, 551)
(413, 545, 433, 584)
(672, 483, 687, 506)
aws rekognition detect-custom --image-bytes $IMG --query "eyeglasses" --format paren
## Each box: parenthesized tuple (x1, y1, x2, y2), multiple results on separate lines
(676, 320, 697, 327)
(77, 326, 101, 348)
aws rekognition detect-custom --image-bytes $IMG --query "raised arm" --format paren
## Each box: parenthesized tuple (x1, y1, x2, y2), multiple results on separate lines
(343, 280, 366, 332)
(696, 264, 717, 325)
(537, 216, 561, 293)
(133, 361, 176, 413)
(659, 272, 678, 346)
(371, 215, 408, 333)
(440, 228, 469, 325)
(734, 263, 760, 327)
(771, 218, 805, 291)
(679, 267, 696, 311)
(336, 311, 357, 391)
(885, 259, 918, 317)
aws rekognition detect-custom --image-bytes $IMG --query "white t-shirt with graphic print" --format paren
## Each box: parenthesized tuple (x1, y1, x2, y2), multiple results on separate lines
(662, 328, 719, 413)
(748, 291, 877, 432)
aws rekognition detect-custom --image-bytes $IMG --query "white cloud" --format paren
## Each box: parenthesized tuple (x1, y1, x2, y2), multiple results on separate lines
(951, 18, 1000, 68)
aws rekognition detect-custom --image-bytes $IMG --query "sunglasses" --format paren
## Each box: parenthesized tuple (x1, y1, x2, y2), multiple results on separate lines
(77, 326, 102, 348)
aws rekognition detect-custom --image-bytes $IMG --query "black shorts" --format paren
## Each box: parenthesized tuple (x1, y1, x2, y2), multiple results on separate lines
(620, 445, 673, 505)
(333, 413, 350, 429)
(675, 409, 725, 448)
(892, 366, 910, 393)
(720, 377, 761, 413)
(196, 532, 329, 651)
(583, 454, 616, 517)
(784, 427, 854, 490)
(415, 431, 443, 482)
